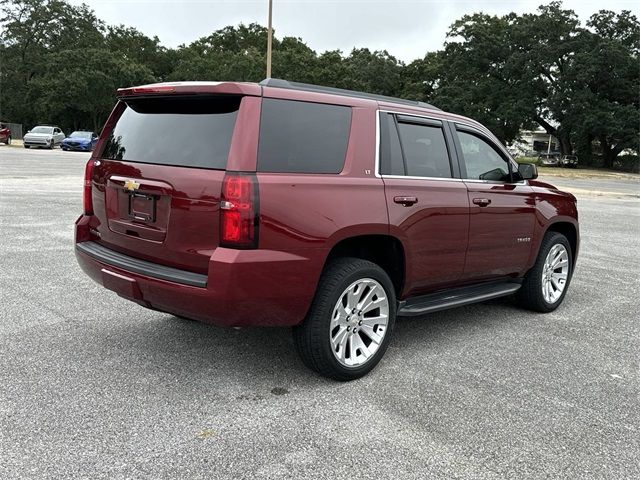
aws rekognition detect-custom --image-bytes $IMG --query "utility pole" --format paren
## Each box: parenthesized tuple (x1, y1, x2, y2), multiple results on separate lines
(266, 0, 273, 78)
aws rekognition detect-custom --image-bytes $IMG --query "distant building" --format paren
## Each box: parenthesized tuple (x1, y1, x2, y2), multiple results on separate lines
(515, 128, 558, 155)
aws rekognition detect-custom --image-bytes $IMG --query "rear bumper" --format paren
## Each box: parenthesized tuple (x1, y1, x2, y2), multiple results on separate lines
(76, 241, 207, 287)
(75, 216, 324, 327)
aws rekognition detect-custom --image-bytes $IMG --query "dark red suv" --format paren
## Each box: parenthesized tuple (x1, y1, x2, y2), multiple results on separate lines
(75, 79, 579, 380)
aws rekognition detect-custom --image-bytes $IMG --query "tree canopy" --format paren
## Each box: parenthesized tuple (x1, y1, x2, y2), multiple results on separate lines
(1, 0, 637, 167)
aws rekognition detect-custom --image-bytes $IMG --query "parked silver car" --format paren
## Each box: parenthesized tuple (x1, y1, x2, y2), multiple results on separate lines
(23, 126, 65, 149)
(539, 153, 561, 166)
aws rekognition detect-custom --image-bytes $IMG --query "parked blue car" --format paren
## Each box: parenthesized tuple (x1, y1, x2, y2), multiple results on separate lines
(61, 131, 98, 151)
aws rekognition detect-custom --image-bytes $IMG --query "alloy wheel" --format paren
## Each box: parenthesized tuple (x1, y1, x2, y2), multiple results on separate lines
(541, 243, 569, 304)
(329, 278, 389, 367)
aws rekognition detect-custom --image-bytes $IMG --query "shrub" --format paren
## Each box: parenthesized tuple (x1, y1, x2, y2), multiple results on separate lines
(612, 155, 640, 173)
(516, 156, 540, 165)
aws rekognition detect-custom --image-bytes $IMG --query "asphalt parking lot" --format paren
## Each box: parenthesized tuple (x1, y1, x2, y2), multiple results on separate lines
(1, 146, 639, 479)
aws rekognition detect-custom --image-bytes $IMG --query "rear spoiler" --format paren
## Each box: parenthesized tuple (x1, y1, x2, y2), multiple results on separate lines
(116, 82, 261, 98)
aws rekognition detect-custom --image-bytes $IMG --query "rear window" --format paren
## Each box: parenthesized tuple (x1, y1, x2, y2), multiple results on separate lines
(258, 98, 351, 173)
(101, 96, 240, 169)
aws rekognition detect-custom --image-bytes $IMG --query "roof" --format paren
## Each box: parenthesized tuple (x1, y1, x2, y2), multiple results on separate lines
(116, 80, 440, 112)
(260, 78, 440, 111)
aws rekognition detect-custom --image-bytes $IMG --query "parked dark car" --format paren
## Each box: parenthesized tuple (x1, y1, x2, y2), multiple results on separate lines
(0, 123, 11, 145)
(75, 79, 580, 380)
(561, 154, 579, 168)
(61, 131, 98, 151)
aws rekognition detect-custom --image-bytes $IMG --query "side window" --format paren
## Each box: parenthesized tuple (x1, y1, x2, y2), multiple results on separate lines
(379, 113, 404, 175)
(397, 122, 452, 178)
(258, 98, 351, 174)
(457, 130, 510, 181)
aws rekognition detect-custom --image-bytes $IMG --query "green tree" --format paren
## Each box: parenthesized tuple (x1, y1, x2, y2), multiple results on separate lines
(342, 48, 403, 96)
(272, 36, 317, 83)
(1, 0, 106, 128)
(565, 10, 639, 167)
(513, 2, 585, 154)
(432, 12, 537, 144)
(30, 48, 154, 131)
(170, 23, 269, 82)
(106, 25, 173, 81)
(400, 52, 441, 102)
(314, 50, 349, 88)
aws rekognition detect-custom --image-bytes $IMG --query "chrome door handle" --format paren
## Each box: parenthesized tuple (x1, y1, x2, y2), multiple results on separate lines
(473, 198, 491, 207)
(393, 196, 418, 207)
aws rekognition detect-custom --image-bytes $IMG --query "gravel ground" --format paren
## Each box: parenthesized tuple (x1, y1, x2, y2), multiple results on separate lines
(1, 146, 638, 479)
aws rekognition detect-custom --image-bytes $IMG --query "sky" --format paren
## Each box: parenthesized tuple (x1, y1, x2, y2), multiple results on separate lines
(71, 0, 639, 62)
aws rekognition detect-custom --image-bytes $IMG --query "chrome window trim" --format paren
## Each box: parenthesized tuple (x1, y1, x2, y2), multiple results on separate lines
(463, 178, 526, 185)
(374, 109, 381, 178)
(382, 174, 464, 182)
(375, 109, 526, 185)
(375, 109, 458, 182)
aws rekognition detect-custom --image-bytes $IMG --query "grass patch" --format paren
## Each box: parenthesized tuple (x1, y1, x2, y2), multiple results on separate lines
(515, 156, 540, 165)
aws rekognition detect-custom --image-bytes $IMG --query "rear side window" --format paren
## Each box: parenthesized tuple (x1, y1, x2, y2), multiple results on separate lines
(397, 122, 452, 178)
(101, 96, 240, 169)
(258, 98, 351, 173)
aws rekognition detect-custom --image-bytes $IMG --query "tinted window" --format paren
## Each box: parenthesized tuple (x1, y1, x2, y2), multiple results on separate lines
(457, 130, 509, 181)
(379, 113, 405, 175)
(31, 126, 54, 134)
(258, 99, 351, 173)
(396, 122, 451, 178)
(70, 131, 92, 139)
(102, 96, 240, 169)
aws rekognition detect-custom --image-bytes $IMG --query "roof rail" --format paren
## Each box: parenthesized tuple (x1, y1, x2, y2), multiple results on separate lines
(259, 78, 439, 111)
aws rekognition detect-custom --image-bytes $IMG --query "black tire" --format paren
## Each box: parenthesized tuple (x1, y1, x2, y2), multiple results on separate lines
(516, 231, 573, 312)
(293, 257, 396, 381)
(48, 141, 54, 149)
(4, 136, 10, 145)
(24, 144, 30, 149)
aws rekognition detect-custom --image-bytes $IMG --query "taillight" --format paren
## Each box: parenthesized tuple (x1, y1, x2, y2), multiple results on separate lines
(220, 173, 259, 249)
(83, 159, 95, 215)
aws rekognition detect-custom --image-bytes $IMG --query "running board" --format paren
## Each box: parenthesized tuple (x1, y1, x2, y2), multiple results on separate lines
(397, 281, 522, 317)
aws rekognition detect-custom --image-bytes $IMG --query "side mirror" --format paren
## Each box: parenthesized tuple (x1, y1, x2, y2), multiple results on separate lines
(518, 163, 538, 180)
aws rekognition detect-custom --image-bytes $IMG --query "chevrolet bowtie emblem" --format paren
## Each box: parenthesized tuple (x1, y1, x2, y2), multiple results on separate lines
(123, 179, 140, 191)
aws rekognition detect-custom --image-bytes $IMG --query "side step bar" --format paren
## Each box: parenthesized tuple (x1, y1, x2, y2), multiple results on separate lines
(397, 281, 522, 317)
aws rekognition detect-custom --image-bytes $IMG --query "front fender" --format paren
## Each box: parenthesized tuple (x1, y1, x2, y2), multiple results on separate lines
(527, 187, 579, 270)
